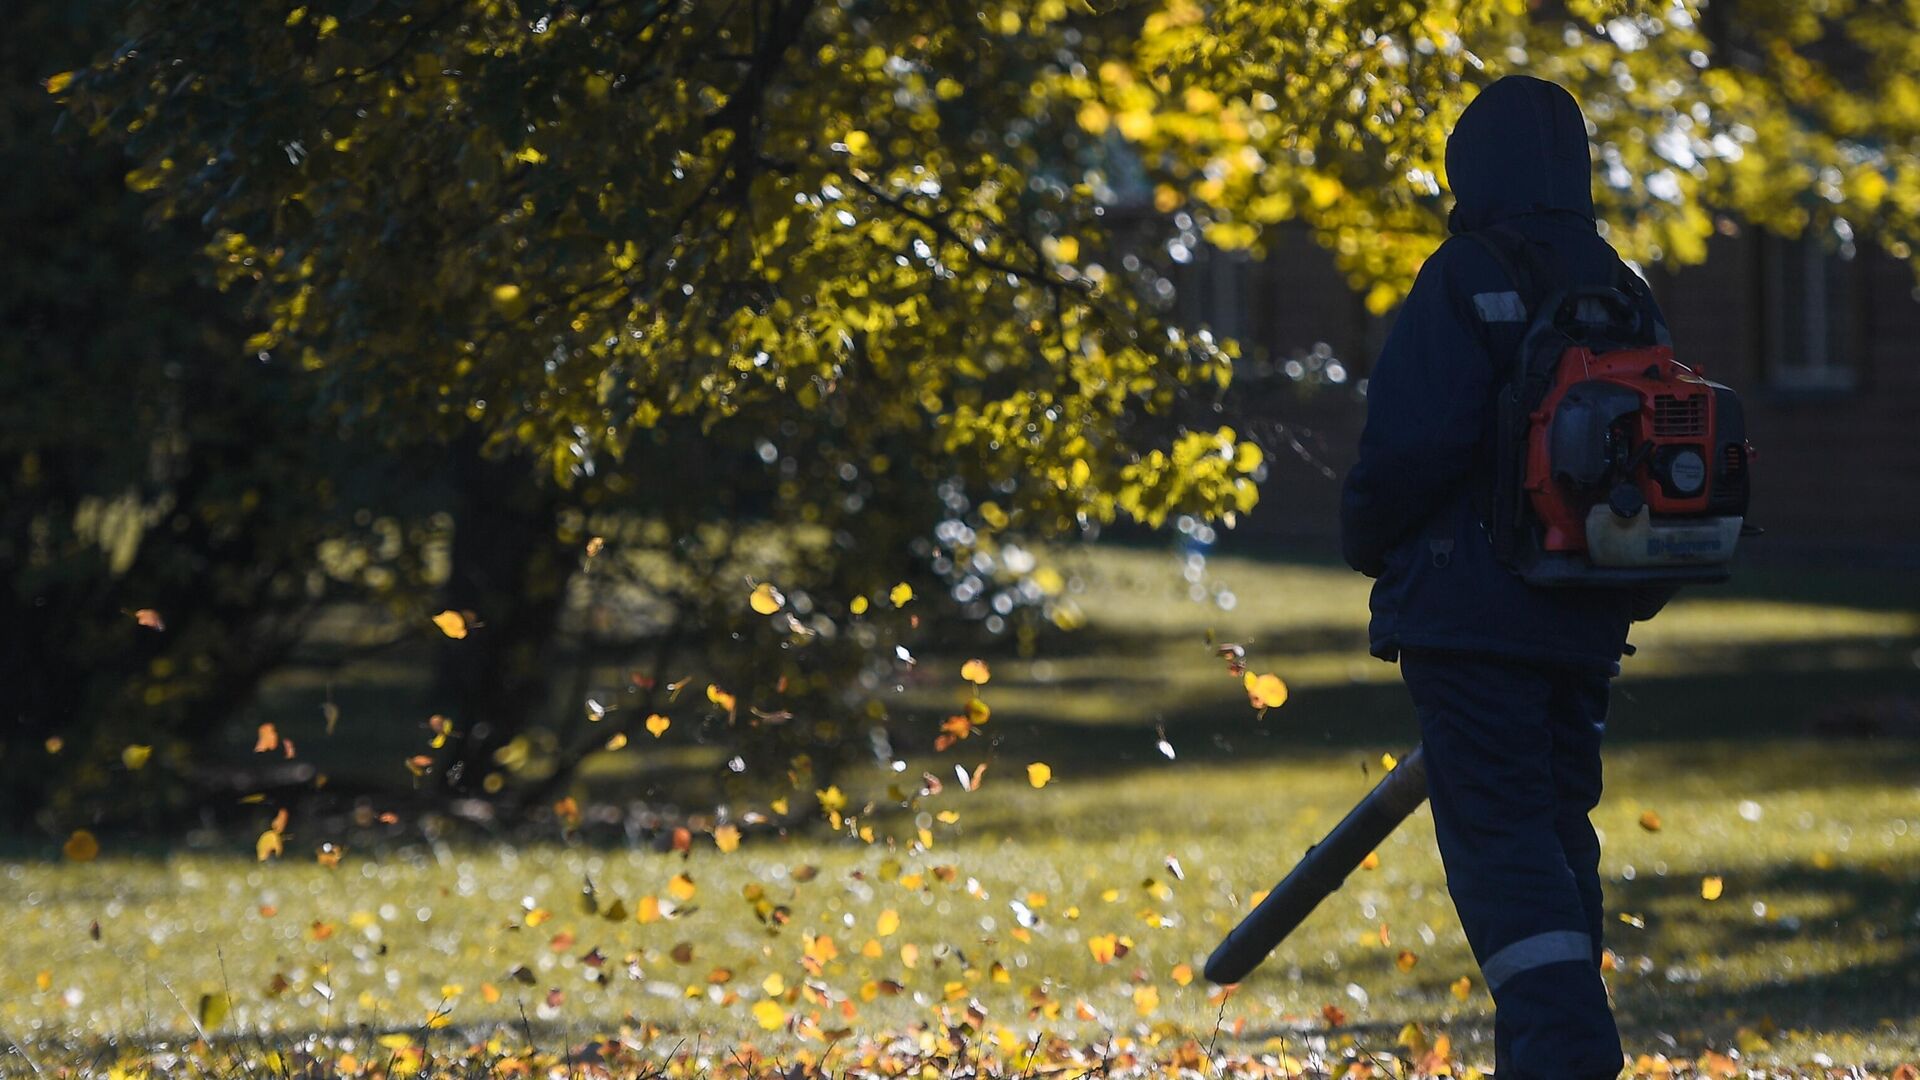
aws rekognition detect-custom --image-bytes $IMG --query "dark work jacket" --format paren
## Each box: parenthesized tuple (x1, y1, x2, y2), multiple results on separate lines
(1339, 76, 1669, 675)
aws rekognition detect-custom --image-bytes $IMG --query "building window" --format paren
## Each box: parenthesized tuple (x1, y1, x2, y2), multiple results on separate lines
(1758, 231, 1860, 392)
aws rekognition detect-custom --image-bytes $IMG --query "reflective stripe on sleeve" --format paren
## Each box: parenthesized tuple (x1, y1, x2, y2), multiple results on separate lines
(1479, 930, 1594, 990)
(1473, 290, 1526, 323)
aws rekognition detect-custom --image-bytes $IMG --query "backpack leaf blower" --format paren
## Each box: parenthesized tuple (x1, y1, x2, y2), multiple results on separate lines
(1471, 223, 1757, 587)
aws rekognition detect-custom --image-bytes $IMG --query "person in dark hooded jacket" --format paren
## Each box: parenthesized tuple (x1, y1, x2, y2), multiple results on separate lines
(1341, 75, 1667, 1079)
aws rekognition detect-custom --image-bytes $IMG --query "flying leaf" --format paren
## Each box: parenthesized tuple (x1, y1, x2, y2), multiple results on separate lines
(1360, 851, 1381, 871)
(876, 909, 900, 937)
(960, 659, 991, 685)
(254, 723, 279, 753)
(1171, 963, 1194, 986)
(605, 732, 628, 750)
(752, 1000, 787, 1031)
(256, 830, 284, 862)
(63, 830, 100, 863)
(1396, 950, 1419, 972)
(1243, 672, 1288, 711)
(1087, 934, 1118, 964)
(749, 582, 786, 615)
(122, 745, 153, 770)
(1451, 976, 1473, 1001)
(1132, 984, 1159, 1015)
(432, 610, 469, 639)
(133, 608, 166, 631)
(1639, 809, 1662, 832)
(44, 70, 74, 94)
(1701, 875, 1725, 901)
(668, 873, 697, 901)
(714, 824, 741, 853)
(707, 684, 737, 718)
(646, 713, 670, 737)
(1027, 762, 1052, 788)
(585, 536, 605, 557)
(889, 582, 914, 607)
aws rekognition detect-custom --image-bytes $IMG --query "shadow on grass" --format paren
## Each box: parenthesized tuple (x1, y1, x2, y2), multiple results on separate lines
(1606, 860, 1920, 1047)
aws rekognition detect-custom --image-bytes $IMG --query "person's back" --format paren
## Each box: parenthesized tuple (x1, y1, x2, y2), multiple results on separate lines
(1340, 75, 1664, 1079)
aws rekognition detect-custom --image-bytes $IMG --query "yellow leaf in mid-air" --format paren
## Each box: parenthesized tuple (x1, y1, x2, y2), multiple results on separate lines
(1639, 809, 1662, 832)
(645, 713, 670, 737)
(256, 829, 284, 862)
(752, 1000, 787, 1031)
(44, 70, 74, 94)
(889, 582, 913, 607)
(1380, 752, 1397, 771)
(761, 972, 785, 996)
(713, 824, 741, 853)
(960, 659, 991, 685)
(668, 873, 697, 901)
(35, 970, 52, 992)
(706, 684, 736, 715)
(63, 830, 100, 863)
(1360, 851, 1381, 870)
(1132, 984, 1159, 1015)
(1052, 235, 1080, 263)
(1701, 875, 1724, 901)
(849, 595, 869, 615)
(122, 745, 153, 770)
(816, 785, 846, 812)
(1396, 950, 1419, 972)
(1451, 975, 1473, 1001)
(254, 722, 279, 753)
(133, 608, 166, 631)
(1243, 672, 1288, 711)
(1170, 963, 1194, 986)
(749, 582, 785, 615)
(604, 732, 628, 751)
(876, 909, 900, 937)
(1027, 762, 1052, 788)
(431, 610, 469, 639)
(636, 896, 661, 924)
(1087, 934, 1118, 964)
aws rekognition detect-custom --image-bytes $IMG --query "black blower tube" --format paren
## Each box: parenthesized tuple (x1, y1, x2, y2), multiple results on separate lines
(1204, 745, 1429, 985)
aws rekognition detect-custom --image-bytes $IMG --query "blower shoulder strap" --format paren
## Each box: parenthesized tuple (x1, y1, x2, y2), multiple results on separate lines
(1460, 223, 1555, 568)
(1463, 223, 1553, 324)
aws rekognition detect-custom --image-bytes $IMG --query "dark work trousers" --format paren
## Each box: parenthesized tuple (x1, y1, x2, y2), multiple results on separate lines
(1400, 648, 1622, 1080)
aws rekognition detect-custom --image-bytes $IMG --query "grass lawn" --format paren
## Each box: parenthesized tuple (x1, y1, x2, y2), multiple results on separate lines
(6, 545, 1920, 1075)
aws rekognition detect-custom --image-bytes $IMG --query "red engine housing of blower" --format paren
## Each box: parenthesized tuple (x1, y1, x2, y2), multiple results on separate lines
(1523, 345, 1724, 554)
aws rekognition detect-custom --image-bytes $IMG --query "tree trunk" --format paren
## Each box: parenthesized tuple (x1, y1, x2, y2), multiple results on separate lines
(432, 443, 573, 799)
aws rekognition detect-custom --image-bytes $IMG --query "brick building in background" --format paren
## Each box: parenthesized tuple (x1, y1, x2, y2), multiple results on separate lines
(1188, 223, 1920, 563)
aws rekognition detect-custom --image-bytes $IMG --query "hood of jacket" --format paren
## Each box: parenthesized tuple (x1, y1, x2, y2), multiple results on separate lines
(1444, 76, 1595, 234)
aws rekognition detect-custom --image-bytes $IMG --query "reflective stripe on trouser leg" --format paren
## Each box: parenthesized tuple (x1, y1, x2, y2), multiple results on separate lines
(1480, 929, 1594, 991)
